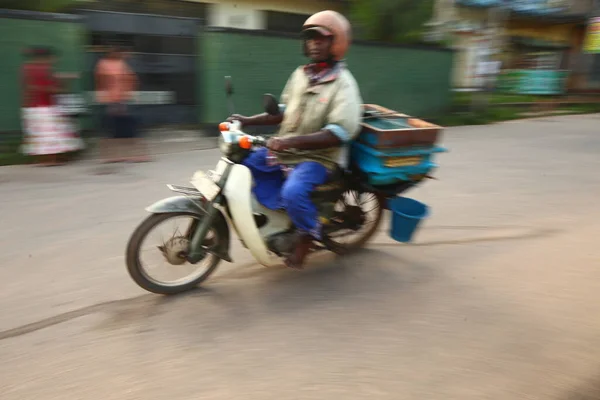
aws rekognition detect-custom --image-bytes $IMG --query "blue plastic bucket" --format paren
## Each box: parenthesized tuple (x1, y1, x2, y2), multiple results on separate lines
(388, 197, 429, 243)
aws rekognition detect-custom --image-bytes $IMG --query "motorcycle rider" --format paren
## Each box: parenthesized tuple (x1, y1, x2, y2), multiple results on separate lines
(227, 10, 363, 269)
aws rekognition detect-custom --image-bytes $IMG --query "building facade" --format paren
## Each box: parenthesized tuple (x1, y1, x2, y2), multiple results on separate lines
(77, 0, 347, 32)
(0, 6, 455, 133)
(200, 0, 347, 31)
(426, 0, 593, 91)
(577, 0, 600, 91)
(71, 0, 348, 126)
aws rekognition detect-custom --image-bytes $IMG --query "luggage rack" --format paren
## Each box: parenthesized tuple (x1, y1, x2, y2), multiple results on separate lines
(362, 104, 410, 121)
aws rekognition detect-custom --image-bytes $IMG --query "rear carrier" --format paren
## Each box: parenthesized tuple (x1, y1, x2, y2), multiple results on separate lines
(352, 104, 446, 188)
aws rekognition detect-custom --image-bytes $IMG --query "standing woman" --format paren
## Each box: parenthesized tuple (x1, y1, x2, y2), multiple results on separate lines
(21, 47, 84, 166)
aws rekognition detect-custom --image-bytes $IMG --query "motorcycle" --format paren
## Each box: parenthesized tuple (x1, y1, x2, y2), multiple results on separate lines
(126, 78, 439, 295)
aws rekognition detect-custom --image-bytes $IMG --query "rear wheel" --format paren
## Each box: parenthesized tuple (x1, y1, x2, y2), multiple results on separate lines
(322, 189, 385, 254)
(126, 212, 222, 295)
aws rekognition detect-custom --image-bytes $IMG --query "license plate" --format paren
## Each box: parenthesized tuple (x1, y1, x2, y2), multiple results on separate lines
(384, 156, 422, 168)
(191, 171, 220, 201)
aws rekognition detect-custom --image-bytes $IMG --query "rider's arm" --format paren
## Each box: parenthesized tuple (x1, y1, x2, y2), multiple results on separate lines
(283, 130, 341, 150)
(243, 113, 284, 126)
(324, 73, 363, 144)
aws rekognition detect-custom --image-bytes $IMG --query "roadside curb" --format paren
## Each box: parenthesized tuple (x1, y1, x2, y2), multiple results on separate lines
(82, 131, 219, 159)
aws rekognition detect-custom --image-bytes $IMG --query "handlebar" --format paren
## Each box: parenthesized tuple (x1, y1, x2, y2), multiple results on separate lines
(220, 121, 269, 149)
(220, 120, 315, 157)
(252, 135, 267, 147)
(241, 134, 298, 156)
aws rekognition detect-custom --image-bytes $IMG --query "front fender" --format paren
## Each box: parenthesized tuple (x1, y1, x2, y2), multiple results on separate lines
(146, 195, 206, 214)
(145, 196, 232, 262)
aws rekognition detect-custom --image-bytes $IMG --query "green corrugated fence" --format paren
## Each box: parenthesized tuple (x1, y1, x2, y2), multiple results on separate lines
(200, 29, 455, 124)
(0, 10, 86, 133)
(0, 14, 454, 135)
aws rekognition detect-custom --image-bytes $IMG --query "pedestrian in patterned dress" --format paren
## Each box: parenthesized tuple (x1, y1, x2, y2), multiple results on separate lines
(20, 47, 84, 166)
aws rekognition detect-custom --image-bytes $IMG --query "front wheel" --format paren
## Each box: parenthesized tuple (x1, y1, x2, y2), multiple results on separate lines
(126, 212, 223, 295)
(322, 189, 385, 254)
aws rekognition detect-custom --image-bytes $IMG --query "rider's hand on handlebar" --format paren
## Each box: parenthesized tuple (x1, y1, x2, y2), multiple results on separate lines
(266, 137, 291, 152)
(226, 114, 250, 126)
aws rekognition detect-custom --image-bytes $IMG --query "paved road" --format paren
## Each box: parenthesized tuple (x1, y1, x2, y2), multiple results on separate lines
(1, 114, 600, 400)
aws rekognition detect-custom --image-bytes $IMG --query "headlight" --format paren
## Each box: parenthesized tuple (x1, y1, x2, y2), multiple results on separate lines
(218, 135, 232, 155)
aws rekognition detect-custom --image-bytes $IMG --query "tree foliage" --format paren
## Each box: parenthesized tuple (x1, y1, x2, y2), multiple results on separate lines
(349, 0, 436, 43)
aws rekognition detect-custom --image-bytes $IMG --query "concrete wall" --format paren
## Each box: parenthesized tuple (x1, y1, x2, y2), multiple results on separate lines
(189, 0, 344, 15)
(191, 0, 344, 30)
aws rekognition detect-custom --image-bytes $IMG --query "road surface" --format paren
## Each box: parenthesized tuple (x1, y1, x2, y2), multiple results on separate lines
(1, 114, 600, 399)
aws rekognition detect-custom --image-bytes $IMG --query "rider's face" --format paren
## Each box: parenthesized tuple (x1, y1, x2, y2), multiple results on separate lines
(306, 33, 332, 62)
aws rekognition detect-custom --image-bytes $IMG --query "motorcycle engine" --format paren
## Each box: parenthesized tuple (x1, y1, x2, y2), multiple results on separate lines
(266, 232, 297, 256)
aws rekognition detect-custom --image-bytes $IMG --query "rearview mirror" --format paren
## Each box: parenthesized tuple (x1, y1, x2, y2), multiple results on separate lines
(263, 93, 280, 116)
(225, 76, 233, 96)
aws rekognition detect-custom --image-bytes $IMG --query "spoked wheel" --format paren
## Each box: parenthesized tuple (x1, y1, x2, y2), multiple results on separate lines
(126, 212, 222, 295)
(322, 189, 385, 254)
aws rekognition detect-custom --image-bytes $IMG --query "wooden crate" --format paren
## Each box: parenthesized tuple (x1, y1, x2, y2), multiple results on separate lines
(359, 104, 443, 149)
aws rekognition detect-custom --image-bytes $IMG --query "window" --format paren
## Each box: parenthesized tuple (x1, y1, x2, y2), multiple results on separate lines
(134, 35, 195, 55)
(266, 11, 309, 33)
(90, 32, 135, 48)
(90, 33, 195, 55)
(535, 52, 560, 69)
(136, 72, 196, 105)
(161, 36, 195, 55)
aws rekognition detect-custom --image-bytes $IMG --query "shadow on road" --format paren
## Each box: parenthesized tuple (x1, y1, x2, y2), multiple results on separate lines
(0, 248, 434, 341)
(94, 248, 437, 340)
(562, 373, 600, 400)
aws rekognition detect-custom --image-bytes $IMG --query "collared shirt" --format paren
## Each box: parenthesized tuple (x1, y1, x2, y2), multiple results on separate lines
(275, 61, 363, 171)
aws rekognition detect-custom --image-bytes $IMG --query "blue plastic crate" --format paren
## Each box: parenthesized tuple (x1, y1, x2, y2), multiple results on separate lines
(351, 142, 446, 186)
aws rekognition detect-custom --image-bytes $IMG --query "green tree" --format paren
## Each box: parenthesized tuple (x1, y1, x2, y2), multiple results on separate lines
(350, 0, 436, 43)
(0, 0, 76, 12)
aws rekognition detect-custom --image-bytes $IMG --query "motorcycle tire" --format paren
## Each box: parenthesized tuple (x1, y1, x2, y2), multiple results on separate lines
(126, 212, 222, 295)
(322, 190, 385, 255)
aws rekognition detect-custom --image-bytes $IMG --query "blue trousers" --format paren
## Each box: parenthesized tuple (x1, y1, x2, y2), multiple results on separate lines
(242, 148, 328, 238)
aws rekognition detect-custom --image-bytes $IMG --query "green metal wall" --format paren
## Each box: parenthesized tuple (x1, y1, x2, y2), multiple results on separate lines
(0, 20, 453, 132)
(200, 30, 454, 124)
(0, 14, 85, 133)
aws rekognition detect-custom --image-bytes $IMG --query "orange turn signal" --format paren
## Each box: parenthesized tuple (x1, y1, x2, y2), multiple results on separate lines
(218, 122, 230, 132)
(238, 135, 252, 149)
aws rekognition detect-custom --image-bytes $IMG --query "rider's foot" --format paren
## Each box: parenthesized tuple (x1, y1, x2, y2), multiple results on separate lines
(284, 233, 313, 270)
